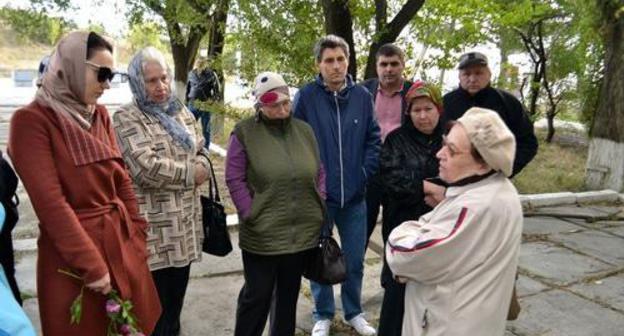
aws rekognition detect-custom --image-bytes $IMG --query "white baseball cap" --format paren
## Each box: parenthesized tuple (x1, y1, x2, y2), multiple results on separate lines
(252, 72, 290, 105)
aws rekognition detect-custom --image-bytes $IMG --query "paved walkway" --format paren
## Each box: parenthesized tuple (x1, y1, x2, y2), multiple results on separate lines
(12, 194, 624, 335)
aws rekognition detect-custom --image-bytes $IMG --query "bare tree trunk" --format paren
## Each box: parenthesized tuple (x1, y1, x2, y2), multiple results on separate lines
(207, 0, 230, 140)
(146, 2, 210, 101)
(514, 20, 550, 119)
(168, 25, 205, 101)
(586, 1, 624, 190)
(413, 44, 429, 76)
(527, 63, 542, 118)
(540, 23, 560, 143)
(546, 107, 556, 142)
(321, 0, 357, 80)
(497, 44, 508, 88)
(438, 68, 446, 87)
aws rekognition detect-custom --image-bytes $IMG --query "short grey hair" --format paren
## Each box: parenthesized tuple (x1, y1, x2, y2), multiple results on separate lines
(313, 34, 350, 63)
(140, 46, 169, 73)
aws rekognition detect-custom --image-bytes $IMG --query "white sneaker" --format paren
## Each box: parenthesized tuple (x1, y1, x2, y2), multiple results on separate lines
(311, 319, 331, 336)
(347, 314, 376, 336)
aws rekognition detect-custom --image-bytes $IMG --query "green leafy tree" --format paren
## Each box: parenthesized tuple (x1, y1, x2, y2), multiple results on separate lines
(229, 0, 323, 86)
(125, 20, 168, 55)
(404, 0, 499, 81)
(0, 6, 75, 44)
(231, 0, 428, 83)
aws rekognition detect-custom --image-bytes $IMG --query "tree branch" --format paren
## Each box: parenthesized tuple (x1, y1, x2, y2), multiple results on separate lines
(375, 0, 387, 33)
(383, 0, 425, 41)
(363, 0, 425, 79)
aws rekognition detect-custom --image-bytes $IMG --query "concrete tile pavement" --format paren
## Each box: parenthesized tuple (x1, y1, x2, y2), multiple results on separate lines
(12, 200, 624, 335)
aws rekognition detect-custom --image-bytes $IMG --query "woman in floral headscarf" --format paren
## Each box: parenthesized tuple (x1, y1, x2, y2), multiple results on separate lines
(9, 31, 161, 335)
(113, 47, 210, 336)
(377, 80, 446, 336)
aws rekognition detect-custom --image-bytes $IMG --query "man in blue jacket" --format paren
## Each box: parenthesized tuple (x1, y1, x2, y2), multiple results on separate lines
(293, 35, 381, 336)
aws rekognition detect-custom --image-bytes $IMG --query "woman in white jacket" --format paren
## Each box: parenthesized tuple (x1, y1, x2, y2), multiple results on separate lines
(386, 107, 522, 336)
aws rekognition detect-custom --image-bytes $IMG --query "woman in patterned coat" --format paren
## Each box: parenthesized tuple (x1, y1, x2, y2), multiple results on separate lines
(113, 47, 210, 336)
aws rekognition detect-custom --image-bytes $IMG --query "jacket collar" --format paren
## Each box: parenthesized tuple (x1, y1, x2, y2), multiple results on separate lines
(315, 73, 355, 95)
(445, 171, 502, 197)
(363, 78, 411, 98)
(256, 111, 292, 131)
(40, 102, 122, 166)
(377, 79, 408, 96)
(401, 119, 444, 147)
(458, 84, 495, 100)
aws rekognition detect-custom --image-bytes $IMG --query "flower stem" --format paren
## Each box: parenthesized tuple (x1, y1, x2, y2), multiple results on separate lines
(58, 268, 82, 281)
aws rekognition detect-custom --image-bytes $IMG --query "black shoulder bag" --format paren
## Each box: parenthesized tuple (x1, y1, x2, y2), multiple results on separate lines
(303, 222, 347, 285)
(201, 156, 233, 257)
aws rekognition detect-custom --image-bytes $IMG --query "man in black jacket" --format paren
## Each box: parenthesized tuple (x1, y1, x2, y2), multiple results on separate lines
(443, 51, 538, 176)
(361, 44, 412, 245)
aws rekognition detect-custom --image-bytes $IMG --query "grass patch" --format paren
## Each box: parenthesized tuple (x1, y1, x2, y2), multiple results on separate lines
(512, 129, 588, 194)
(0, 24, 52, 71)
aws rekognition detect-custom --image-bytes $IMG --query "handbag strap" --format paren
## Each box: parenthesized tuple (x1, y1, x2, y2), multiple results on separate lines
(203, 154, 221, 203)
(320, 212, 333, 238)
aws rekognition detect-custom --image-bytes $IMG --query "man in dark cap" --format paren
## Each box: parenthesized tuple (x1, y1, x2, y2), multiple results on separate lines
(443, 51, 538, 176)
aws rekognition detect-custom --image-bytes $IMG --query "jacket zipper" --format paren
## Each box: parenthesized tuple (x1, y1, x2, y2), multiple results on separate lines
(280, 129, 298, 245)
(334, 91, 345, 208)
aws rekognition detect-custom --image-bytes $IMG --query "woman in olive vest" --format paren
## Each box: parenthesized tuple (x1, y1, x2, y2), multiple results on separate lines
(225, 72, 325, 336)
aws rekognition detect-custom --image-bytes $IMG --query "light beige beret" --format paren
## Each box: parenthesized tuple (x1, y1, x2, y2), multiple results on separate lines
(457, 107, 516, 177)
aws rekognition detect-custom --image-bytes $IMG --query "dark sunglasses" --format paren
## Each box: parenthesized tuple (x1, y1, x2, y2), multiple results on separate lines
(85, 61, 120, 83)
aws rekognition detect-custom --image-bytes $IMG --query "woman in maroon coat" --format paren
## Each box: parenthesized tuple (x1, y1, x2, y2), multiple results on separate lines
(8, 31, 161, 335)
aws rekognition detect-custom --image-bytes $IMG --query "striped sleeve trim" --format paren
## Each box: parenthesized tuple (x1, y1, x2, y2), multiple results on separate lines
(390, 207, 468, 253)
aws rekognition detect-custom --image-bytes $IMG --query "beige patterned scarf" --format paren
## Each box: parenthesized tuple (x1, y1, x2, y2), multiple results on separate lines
(35, 31, 94, 128)
(35, 31, 120, 166)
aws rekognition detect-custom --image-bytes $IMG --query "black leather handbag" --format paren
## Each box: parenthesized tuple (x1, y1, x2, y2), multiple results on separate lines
(303, 228, 347, 285)
(201, 156, 233, 257)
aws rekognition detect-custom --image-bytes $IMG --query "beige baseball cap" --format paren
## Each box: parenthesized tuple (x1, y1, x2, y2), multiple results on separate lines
(457, 107, 516, 177)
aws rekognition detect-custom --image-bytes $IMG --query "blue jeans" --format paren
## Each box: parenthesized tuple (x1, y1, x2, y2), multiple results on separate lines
(311, 200, 367, 321)
(187, 101, 211, 148)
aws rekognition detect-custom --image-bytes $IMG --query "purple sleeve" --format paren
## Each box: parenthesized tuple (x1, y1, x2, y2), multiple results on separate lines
(317, 163, 327, 200)
(225, 134, 253, 219)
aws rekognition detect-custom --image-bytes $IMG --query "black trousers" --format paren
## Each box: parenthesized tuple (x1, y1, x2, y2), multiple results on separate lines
(151, 264, 191, 336)
(365, 174, 383, 246)
(378, 278, 405, 336)
(235, 249, 308, 336)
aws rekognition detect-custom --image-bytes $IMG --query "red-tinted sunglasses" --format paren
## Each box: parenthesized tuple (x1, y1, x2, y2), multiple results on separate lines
(259, 91, 282, 105)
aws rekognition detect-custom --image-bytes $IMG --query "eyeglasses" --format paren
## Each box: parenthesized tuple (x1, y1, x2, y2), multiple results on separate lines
(442, 135, 470, 157)
(85, 61, 117, 83)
